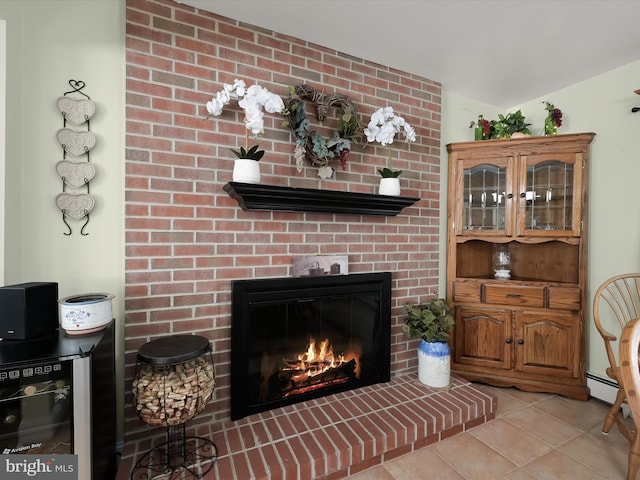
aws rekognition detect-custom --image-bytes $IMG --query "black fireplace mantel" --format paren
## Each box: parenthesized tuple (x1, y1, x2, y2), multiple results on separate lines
(223, 182, 420, 216)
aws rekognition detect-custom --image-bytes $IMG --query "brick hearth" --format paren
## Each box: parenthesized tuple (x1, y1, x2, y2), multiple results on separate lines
(117, 375, 496, 479)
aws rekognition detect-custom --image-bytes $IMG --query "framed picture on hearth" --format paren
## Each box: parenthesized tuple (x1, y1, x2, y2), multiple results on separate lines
(292, 255, 348, 277)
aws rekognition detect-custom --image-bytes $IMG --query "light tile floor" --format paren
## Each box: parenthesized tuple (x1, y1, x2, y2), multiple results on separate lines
(349, 384, 633, 480)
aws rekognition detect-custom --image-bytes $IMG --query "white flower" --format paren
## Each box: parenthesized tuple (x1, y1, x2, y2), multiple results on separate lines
(226, 79, 246, 98)
(263, 93, 285, 114)
(243, 107, 265, 135)
(205, 79, 284, 136)
(403, 123, 416, 142)
(205, 98, 224, 117)
(365, 106, 416, 146)
(378, 122, 397, 146)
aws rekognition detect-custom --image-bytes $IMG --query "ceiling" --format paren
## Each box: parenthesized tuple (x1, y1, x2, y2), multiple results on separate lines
(177, 0, 640, 107)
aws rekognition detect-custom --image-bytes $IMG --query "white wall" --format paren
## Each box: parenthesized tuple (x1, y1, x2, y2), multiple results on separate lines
(0, 19, 5, 285)
(0, 0, 125, 440)
(440, 59, 640, 380)
(438, 92, 502, 296)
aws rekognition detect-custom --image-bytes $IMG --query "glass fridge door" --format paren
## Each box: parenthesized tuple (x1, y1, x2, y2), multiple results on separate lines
(0, 359, 73, 454)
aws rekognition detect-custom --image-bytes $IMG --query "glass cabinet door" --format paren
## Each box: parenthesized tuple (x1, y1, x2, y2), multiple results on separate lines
(458, 157, 513, 235)
(517, 153, 582, 237)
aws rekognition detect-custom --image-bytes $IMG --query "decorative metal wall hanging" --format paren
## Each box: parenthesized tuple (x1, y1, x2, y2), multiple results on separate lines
(55, 80, 96, 235)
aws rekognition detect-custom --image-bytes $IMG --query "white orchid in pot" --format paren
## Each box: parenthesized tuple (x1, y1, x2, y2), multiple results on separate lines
(364, 106, 416, 195)
(206, 79, 284, 183)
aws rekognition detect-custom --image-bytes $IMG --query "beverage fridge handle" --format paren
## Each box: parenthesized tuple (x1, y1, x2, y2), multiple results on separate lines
(73, 356, 92, 480)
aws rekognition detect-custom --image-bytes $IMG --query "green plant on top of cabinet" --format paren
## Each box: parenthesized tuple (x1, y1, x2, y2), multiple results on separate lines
(446, 133, 595, 401)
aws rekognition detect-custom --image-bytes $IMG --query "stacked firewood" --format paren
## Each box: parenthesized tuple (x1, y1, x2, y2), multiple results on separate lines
(133, 356, 215, 426)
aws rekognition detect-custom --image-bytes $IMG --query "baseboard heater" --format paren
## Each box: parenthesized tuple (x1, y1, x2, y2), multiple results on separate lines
(587, 372, 618, 404)
(587, 372, 631, 418)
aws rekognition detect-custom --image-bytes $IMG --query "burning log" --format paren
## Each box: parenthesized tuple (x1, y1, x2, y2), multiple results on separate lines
(278, 358, 357, 397)
(259, 337, 362, 402)
(282, 359, 335, 370)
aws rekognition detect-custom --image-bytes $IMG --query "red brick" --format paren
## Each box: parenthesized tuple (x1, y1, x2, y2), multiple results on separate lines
(273, 440, 299, 480)
(245, 447, 268, 479)
(298, 431, 328, 478)
(357, 415, 389, 454)
(348, 454, 382, 476)
(309, 427, 344, 474)
(123, 0, 442, 461)
(440, 423, 464, 440)
(327, 422, 362, 466)
(465, 415, 488, 430)
(229, 451, 252, 480)
(383, 443, 413, 462)
(258, 443, 284, 480)
(413, 431, 441, 449)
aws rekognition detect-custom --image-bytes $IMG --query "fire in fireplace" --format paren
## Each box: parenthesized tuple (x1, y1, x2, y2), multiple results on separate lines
(279, 336, 360, 398)
(230, 272, 391, 420)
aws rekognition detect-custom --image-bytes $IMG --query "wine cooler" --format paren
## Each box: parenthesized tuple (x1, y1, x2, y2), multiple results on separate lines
(0, 321, 116, 480)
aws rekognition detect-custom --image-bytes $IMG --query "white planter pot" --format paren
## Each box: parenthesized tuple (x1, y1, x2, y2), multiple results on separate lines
(378, 177, 401, 196)
(417, 339, 451, 388)
(232, 159, 261, 184)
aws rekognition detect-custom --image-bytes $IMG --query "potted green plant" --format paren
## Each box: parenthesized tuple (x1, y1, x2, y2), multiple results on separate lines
(364, 106, 416, 196)
(403, 299, 454, 387)
(230, 145, 265, 161)
(491, 110, 531, 139)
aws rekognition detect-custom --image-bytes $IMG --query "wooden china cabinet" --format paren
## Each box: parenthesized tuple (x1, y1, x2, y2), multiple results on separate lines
(446, 132, 595, 400)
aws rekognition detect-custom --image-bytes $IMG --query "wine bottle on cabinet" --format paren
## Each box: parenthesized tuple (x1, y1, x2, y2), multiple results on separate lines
(475, 115, 484, 141)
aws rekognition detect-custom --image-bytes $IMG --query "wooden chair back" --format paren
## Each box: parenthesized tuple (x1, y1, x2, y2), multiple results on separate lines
(617, 317, 640, 479)
(593, 274, 640, 437)
(594, 274, 640, 380)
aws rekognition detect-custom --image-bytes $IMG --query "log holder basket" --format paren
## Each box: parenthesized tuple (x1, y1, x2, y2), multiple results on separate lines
(130, 335, 217, 479)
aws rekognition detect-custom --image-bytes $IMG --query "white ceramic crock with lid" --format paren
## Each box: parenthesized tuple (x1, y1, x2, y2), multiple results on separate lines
(59, 292, 114, 335)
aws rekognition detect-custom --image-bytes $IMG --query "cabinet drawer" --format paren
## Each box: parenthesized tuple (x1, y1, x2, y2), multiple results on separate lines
(452, 282, 481, 303)
(485, 284, 544, 307)
(546, 286, 581, 310)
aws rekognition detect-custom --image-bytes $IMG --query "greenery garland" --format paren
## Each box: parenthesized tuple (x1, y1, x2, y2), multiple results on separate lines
(282, 84, 361, 177)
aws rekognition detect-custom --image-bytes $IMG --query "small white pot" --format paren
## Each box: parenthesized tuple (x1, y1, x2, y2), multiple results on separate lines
(378, 177, 401, 196)
(417, 340, 451, 388)
(232, 159, 261, 184)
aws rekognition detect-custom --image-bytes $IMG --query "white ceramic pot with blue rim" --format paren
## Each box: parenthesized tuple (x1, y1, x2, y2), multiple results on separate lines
(418, 339, 451, 388)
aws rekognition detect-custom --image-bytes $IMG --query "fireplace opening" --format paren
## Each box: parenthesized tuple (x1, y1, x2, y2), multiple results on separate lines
(230, 272, 391, 420)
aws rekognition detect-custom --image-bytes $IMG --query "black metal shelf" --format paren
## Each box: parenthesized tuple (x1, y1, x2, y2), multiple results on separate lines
(223, 182, 420, 216)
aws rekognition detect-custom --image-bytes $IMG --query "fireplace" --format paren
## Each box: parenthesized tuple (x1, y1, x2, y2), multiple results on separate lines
(230, 272, 391, 420)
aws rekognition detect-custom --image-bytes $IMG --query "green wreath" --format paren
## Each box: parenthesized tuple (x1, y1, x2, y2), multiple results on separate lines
(282, 84, 361, 176)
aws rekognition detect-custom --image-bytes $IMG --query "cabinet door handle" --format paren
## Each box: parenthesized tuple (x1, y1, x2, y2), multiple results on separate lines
(517, 339, 524, 345)
(506, 293, 522, 298)
(507, 193, 513, 199)
(505, 338, 512, 344)
(520, 192, 526, 198)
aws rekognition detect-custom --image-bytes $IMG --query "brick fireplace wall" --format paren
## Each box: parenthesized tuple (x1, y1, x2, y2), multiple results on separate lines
(124, 0, 442, 448)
